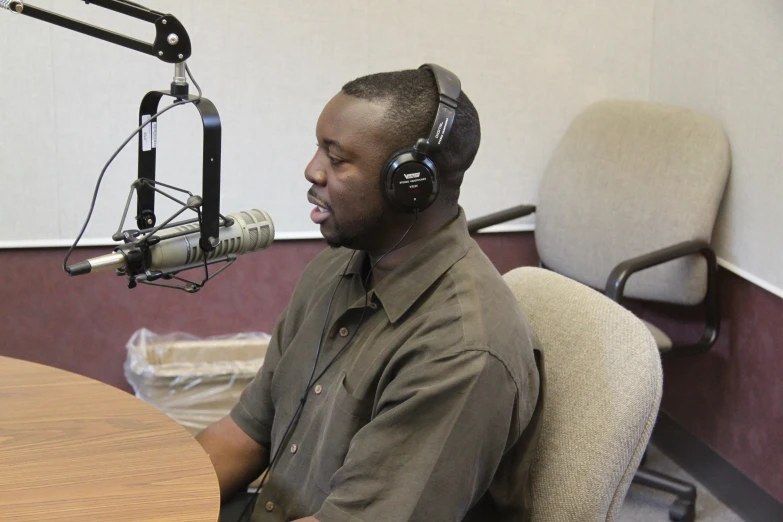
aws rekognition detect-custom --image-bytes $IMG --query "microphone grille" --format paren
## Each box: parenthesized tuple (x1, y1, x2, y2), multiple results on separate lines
(239, 209, 274, 251)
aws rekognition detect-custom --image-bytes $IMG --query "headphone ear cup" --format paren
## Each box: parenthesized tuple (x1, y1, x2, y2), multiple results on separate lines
(381, 149, 439, 212)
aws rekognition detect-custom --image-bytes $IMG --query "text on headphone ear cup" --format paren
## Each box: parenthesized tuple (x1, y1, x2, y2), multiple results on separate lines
(382, 151, 438, 212)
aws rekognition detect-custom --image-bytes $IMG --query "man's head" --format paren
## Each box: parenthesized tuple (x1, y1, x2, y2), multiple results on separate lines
(305, 66, 481, 252)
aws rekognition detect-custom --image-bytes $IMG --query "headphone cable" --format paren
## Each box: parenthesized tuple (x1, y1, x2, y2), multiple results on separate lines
(239, 211, 419, 521)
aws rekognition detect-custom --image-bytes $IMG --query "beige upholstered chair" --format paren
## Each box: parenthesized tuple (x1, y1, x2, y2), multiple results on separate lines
(535, 100, 730, 357)
(504, 267, 662, 522)
(469, 99, 730, 521)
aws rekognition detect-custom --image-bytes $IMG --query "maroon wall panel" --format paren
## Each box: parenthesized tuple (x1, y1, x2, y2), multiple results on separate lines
(1, 232, 781, 502)
(0, 242, 324, 393)
(0, 234, 536, 393)
(639, 271, 783, 502)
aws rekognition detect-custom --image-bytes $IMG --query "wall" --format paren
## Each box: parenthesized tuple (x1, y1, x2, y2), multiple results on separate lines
(640, 272, 783, 502)
(0, 234, 537, 391)
(1, 235, 780, 504)
(643, 1, 783, 500)
(2, 0, 781, 294)
(650, 0, 783, 295)
(0, 0, 654, 244)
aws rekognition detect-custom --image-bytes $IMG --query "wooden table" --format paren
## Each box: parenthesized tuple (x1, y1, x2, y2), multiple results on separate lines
(0, 356, 220, 521)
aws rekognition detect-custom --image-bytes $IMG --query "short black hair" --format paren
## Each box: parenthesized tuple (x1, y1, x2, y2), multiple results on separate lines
(341, 67, 481, 204)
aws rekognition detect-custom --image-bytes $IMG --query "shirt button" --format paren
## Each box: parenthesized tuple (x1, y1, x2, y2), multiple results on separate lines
(265, 501, 274, 512)
(314, 384, 323, 395)
(368, 302, 378, 310)
(339, 327, 349, 337)
(290, 443, 298, 454)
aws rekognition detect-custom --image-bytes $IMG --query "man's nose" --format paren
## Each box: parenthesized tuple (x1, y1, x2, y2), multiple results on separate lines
(304, 153, 327, 186)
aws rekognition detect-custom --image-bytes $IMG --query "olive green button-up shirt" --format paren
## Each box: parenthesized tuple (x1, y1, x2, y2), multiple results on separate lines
(231, 209, 541, 522)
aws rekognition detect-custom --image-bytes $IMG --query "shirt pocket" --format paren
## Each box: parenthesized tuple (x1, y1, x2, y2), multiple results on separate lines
(313, 371, 373, 494)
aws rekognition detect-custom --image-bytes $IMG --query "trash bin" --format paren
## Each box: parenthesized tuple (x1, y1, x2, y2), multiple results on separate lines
(124, 328, 269, 435)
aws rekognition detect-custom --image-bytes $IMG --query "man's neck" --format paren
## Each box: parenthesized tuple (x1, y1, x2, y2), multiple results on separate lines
(366, 205, 459, 288)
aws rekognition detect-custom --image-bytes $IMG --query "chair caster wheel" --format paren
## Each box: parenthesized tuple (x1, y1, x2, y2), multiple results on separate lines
(669, 498, 695, 522)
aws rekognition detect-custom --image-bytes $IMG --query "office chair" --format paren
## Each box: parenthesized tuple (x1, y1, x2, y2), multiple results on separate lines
(504, 267, 662, 522)
(470, 99, 731, 521)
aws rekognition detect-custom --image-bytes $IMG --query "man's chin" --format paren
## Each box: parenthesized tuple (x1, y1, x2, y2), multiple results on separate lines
(320, 225, 346, 249)
(318, 226, 336, 247)
(320, 217, 382, 251)
(325, 235, 354, 249)
(323, 230, 359, 250)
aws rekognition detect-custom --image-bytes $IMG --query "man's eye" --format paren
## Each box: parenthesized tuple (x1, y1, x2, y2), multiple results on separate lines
(328, 156, 344, 166)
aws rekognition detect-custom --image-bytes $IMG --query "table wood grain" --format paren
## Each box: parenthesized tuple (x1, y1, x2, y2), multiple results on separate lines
(0, 356, 220, 521)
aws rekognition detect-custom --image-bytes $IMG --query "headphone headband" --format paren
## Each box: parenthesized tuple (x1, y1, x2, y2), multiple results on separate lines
(419, 64, 461, 153)
(381, 64, 461, 213)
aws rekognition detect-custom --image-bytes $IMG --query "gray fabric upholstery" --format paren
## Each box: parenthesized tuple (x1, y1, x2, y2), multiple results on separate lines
(535, 100, 730, 305)
(503, 267, 662, 522)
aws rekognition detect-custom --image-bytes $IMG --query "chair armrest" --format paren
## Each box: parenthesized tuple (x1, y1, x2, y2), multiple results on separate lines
(605, 240, 715, 300)
(605, 240, 720, 356)
(467, 205, 536, 234)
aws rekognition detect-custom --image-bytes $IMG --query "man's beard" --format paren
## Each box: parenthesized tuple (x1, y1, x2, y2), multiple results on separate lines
(326, 209, 385, 250)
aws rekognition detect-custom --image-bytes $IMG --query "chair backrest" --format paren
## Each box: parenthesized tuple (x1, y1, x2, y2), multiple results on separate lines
(503, 267, 662, 522)
(535, 100, 731, 305)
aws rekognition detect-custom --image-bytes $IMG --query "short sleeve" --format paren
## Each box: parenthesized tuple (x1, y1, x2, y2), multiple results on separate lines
(229, 306, 287, 449)
(314, 348, 519, 522)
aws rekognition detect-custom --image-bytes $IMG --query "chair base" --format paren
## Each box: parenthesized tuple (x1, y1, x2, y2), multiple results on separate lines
(633, 467, 697, 522)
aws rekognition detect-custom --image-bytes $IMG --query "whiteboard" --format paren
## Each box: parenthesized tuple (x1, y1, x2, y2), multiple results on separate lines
(0, 0, 654, 244)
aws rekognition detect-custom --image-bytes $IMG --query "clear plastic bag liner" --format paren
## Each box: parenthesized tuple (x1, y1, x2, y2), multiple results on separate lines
(124, 328, 269, 434)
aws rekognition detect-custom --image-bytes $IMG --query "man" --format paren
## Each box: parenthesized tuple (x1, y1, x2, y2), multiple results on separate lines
(196, 65, 541, 521)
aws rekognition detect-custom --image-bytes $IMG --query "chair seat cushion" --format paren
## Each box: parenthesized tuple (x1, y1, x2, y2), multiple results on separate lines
(641, 320, 673, 352)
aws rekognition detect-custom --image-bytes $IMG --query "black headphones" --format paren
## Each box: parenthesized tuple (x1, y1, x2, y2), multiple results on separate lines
(381, 63, 461, 213)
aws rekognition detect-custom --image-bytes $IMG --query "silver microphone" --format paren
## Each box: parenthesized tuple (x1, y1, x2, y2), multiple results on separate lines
(67, 208, 274, 276)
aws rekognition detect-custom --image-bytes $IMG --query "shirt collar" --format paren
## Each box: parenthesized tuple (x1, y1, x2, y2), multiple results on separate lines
(340, 207, 472, 323)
